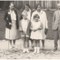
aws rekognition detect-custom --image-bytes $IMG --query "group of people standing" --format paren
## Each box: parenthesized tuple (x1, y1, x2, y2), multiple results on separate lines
(4, 2, 60, 53)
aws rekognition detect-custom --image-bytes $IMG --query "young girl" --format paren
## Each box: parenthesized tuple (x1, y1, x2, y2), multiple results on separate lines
(20, 12, 30, 53)
(30, 14, 43, 53)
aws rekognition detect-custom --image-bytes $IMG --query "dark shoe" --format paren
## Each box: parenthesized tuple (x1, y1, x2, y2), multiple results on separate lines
(53, 48, 57, 52)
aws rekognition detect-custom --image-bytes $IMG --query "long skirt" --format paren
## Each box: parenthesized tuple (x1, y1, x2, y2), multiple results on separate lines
(5, 20, 19, 40)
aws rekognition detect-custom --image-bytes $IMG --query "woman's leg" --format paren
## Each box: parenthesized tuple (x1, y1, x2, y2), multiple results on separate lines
(31, 39, 34, 49)
(9, 40, 12, 45)
(36, 40, 40, 47)
(12, 40, 16, 48)
(33, 40, 37, 53)
(23, 37, 29, 52)
(36, 40, 40, 53)
(24, 37, 29, 48)
(23, 37, 26, 48)
(13, 40, 16, 45)
(42, 40, 45, 49)
(9, 40, 12, 49)
(26, 37, 29, 48)
(35, 40, 37, 47)
(23, 37, 27, 52)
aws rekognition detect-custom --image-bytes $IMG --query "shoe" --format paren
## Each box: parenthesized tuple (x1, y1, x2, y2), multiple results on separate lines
(33, 47, 37, 53)
(23, 48, 29, 53)
(36, 47, 40, 53)
(23, 49, 26, 53)
(9, 44, 13, 50)
(26, 49, 29, 53)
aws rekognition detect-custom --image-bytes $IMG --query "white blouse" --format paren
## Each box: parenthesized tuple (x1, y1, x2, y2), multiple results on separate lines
(8, 10, 16, 21)
(22, 9, 31, 20)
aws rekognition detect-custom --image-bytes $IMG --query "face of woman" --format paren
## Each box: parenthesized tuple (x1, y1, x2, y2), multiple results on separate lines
(10, 7, 14, 10)
(25, 5, 29, 11)
(34, 18, 40, 22)
(37, 5, 41, 12)
(9, 3, 14, 10)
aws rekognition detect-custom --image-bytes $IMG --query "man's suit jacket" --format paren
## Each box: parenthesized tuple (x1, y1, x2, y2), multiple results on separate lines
(52, 10, 60, 30)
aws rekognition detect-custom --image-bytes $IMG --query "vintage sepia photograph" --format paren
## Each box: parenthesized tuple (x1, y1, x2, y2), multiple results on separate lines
(0, 0, 60, 59)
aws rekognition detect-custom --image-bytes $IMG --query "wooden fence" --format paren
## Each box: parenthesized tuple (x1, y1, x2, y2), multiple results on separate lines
(0, 1, 60, 10)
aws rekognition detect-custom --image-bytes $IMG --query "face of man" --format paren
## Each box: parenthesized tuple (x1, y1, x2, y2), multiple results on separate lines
(25, 5, 29, 11)
(37, 5, 41, 12)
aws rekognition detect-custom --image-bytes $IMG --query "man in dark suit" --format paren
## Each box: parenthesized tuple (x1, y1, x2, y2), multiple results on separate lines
(52, 3, 60, 51)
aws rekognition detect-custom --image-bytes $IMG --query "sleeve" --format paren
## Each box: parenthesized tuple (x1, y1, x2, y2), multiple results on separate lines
(43, 12, 48, 35)
(30, 21, 33, 30)
(44, 12, 48, 29)
(19, 20, 23, 31)
(4, 11, 8, 22)
(27, 10, 31, 20)
(31, 12, 35, 21)
(15, 10, 19, 29)
(52, 12, 56, 25)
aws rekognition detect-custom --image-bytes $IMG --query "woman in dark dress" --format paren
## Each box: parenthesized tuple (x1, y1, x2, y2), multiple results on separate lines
(4, 2, 19, 49)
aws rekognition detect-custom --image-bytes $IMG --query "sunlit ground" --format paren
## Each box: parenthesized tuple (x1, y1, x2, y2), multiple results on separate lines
(0, 39, 59, 59)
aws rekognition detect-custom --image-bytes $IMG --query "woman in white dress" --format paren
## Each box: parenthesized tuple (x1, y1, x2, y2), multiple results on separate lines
(4, 2, 19, 49)
(20, 4, 31, 52)
(20, 12, 31, 53)
(31, 4, 48, 49)
(30, 14, 43, 53)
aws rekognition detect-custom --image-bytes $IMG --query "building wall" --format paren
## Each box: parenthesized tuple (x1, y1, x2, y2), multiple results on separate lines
(0, 1, 59, 10)
(13, 1, 59, 9)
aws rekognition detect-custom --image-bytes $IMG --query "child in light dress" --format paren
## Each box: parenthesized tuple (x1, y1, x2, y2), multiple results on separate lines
(19, 12, 30, 53)
(30, 14, 43, 53)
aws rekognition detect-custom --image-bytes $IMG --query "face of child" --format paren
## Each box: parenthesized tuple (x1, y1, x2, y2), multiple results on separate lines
(34, 18, 39, 22)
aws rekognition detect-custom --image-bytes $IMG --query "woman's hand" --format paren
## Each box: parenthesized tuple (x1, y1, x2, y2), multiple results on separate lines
(38, 28, 42, 30)
(45, 28, 48, 35)
(9, 23, 12, 25)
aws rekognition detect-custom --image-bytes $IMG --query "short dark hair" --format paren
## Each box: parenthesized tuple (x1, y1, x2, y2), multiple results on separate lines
(35, 4, 41, 9)
(25, 4, 30, 9)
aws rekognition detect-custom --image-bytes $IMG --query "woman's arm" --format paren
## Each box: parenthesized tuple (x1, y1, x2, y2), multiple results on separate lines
(4, 11, 8, 22)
